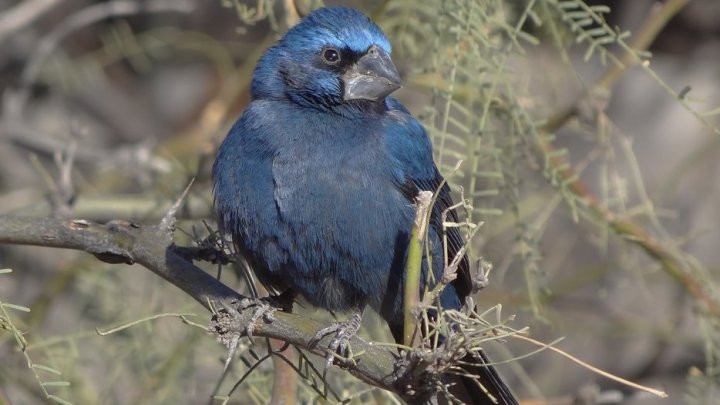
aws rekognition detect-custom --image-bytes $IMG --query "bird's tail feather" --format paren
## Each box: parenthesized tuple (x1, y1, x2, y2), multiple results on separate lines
(455, 349, 518, 405)
(389, 325, 518, 405)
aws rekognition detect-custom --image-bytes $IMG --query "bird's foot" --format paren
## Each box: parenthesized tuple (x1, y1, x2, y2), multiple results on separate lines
(310, 312, 362, 370)
(212, 291, 294, 345)
(234, 297, 279, 341)
(211, 296, 281, 371)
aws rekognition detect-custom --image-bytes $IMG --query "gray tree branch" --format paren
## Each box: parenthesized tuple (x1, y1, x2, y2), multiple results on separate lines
(0, 215, 412, 399)
(0, 0, 62, 43)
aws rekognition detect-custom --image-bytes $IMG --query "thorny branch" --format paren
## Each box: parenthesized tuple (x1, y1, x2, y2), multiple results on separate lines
(0, 214, 444, 401)
(0, 0, 62, 43)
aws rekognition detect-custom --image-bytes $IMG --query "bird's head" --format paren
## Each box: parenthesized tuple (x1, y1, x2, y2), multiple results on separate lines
(251, 7, 402, 110)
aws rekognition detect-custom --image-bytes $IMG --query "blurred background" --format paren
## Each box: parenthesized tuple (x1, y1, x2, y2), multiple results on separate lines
(0, 0, 718, 404)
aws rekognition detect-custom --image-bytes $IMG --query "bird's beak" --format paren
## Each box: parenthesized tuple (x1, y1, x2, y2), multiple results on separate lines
(343, 45, 402, 101)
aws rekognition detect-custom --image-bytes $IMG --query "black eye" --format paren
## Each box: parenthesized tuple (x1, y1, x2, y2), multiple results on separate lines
(322, 48, 341, 64)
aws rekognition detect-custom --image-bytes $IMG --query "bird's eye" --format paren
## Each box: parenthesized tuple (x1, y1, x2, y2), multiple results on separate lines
(322, 48, 341, 64)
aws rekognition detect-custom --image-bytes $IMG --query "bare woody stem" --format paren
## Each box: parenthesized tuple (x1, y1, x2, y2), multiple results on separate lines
(0, 215, 407, 396)
(403, 191, 434, 347)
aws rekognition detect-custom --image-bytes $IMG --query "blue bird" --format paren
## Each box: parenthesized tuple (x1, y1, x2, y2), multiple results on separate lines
(213, 7, 517, 404)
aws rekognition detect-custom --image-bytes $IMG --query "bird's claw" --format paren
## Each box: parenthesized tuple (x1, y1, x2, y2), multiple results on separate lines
(211, 297, 280, 371)
(310, 313, 362, 369)
(212, 297, 278, 343)
(237, 297, 278, 341)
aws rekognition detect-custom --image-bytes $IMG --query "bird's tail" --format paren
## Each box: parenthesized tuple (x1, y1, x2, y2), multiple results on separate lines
(454, 349, 518, 405)
(389, 326, 518, 405)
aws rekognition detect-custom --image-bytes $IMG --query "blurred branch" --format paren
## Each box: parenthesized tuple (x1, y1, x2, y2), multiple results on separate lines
(0, 215, 418, 399)
(3, 0, 197, 118)
(0, 383, 13, 405)
(535, 0, 720, 316)
(160, 45, 272, 158)
(0, 0, 61, 43)
(541, 0, 690, 134)
(2, 193, 212, 222)
(283, 0, 301, 27)
(270, 339, 298, 405)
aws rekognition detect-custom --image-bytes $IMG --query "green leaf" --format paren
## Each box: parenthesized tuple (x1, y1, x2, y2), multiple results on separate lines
(32, 364, 63, 375)
(2, 303, 30, 312)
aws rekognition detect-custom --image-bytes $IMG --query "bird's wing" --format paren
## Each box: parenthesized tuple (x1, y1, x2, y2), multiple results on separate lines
(212, 102, 293, 295)
(384, 98, 518, 405)
(383, 98, 472, 301)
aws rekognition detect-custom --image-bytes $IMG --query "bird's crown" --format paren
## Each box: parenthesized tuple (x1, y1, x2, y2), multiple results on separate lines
(281, 7, 391, 56)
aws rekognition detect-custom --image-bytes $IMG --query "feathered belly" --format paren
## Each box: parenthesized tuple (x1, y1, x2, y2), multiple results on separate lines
(257, 155, 412, 312)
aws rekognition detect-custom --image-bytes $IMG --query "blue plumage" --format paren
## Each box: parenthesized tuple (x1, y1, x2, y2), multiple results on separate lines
(212, 7, 516, 404)
(214, 6, 463, 328)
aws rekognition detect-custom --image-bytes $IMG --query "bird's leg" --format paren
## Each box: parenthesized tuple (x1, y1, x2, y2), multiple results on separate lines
(212, 291, 296, 371)
(310, 311, 363, 369)
(236, 289, 297, 338)
(235, 297, 278, 341)
(215, 291, 293, 344)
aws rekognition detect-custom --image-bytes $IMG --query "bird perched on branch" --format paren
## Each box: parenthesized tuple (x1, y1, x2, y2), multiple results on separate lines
(213, 6, 517, 404)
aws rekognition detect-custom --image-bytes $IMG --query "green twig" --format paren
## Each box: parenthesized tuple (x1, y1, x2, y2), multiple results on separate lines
(403, 191, 433, 347)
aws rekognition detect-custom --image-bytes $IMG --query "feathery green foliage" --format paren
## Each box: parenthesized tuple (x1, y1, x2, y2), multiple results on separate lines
(1, 269, 74, 405)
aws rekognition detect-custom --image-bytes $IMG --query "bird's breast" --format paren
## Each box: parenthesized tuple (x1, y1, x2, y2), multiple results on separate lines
(271, 127, 408, 237)
(264, 117, 413, 310)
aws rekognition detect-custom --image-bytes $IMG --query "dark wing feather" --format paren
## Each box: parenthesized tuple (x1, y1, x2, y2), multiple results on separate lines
(403, 174, 472, 301)
(386, 99, 518, 405)
(386, 97, 471, 302)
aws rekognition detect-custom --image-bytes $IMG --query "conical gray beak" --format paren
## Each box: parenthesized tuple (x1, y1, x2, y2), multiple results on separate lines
(343, 45, 401, 101)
